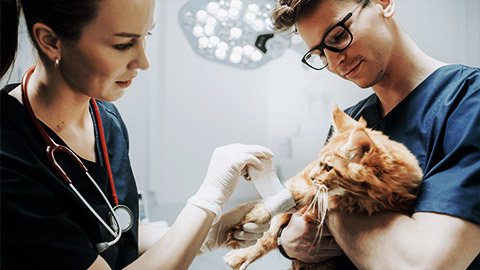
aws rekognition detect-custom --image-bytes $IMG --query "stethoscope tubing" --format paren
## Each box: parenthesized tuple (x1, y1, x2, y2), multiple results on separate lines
(21, 66, 125, 252)
(70, 183, 118, 237)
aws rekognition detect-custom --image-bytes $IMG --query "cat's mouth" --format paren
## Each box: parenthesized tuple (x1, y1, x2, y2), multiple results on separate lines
(302, 183, 329, 226)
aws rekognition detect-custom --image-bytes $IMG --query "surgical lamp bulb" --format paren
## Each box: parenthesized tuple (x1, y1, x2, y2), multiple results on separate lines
(252, 19, 265, 31)
(228, 8, 240, 20)
(193, 25, 204, 38)
(230, 27, 242, 39)
(215, 48, 227, 60)
(248, 4, 259, 13)
(231, 0, 242, 9)
(209, 36, 220, 46)
(204, 24, 215, 36)
(196, 10, 208, 23)
(245, 12, 255, 22)
(198, 37, 209, 48)
(206, 16, 217, 26)
(243, 45, 254, 56)
(229, 53, 242, 64)
(250, 50, 262, 62)
(207, 2, 220, 14)
(217, 41, 229, 51)
(232, 46, 243, 55)
(217, 9, 228, 20)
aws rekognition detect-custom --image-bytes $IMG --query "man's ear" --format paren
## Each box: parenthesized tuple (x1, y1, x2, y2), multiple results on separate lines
(32, 22, 62, 62)
(376, 0, 395, 18)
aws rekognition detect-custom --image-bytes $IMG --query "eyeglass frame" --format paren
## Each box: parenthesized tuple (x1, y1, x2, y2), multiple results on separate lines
(301, 0, 367, 70)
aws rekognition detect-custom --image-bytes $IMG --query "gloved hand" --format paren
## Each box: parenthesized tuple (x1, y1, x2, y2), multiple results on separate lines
(199, 201, 270, 254)
(188, 144, 273, 217)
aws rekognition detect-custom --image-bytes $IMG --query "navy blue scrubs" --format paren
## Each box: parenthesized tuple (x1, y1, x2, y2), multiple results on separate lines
(1, 84, 139, 269)
(345, 64, 480, 269)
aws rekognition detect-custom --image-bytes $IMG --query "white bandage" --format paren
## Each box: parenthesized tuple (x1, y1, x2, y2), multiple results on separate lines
(248, 159, 296, 217)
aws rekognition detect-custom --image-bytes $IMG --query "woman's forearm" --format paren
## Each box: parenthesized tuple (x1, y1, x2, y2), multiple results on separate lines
(138, 223, 170, 255)
(126, 204, 215, 270)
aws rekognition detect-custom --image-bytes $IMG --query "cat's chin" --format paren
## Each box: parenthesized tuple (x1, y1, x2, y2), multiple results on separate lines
(300, 205, 327, 225)
(301, 211, 321, 224)
(327, 187, 346, 197)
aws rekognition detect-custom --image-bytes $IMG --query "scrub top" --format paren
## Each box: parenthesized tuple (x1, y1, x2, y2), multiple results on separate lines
(345, 64, 480, 269)
(0, 84, 139, 269)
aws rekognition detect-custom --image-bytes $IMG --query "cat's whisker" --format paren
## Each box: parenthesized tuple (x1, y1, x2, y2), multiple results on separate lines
(303, 198, 315, 216)
(303, 190, 316, 215)
(313, 223, 324, 248)
(222, 105, 424, 270)
(319, 184, 328, 226)
(303, 186, 321, 217)
(309, 183, 328, 245)
(301, 183, 329, 226)
(311, 183, 328, 225)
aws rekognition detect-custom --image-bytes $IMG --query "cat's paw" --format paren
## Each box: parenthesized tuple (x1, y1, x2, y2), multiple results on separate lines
(224, 248, 259, 270)
(224, 201, 271, 249)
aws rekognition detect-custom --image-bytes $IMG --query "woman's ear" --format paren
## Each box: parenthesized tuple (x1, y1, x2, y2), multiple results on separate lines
(32, 22, 61, 62)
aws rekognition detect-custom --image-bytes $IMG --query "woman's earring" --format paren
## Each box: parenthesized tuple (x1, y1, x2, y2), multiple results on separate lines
(54, 58, 60, 69)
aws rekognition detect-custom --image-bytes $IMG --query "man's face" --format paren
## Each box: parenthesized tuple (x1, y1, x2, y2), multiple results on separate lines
(297, 0, 394, 89)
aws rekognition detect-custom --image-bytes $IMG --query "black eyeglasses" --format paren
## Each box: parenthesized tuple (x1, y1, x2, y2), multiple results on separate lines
(301, 1, 367, 70)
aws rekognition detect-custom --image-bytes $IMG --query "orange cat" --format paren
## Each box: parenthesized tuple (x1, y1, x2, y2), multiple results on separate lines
(224, 104, 423, 270)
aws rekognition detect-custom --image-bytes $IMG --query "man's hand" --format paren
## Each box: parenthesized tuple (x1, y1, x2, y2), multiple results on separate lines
(281, 212, 343, 263)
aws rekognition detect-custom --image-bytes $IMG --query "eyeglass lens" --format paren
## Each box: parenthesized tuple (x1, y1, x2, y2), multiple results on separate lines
(324, 26, 351, 48)
(304, 25, 352, 69)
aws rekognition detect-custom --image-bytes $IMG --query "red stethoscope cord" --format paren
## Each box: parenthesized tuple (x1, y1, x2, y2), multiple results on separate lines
(90, 100, 119, 206)
(21, 66, 119, 206)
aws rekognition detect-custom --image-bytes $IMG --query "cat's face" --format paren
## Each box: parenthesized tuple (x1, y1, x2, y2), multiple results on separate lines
(305, 104, 422, 216)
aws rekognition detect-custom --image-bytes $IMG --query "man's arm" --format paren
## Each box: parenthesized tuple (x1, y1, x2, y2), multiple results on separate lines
(327, 211, 480, 269)
(280, 212, 344, 263)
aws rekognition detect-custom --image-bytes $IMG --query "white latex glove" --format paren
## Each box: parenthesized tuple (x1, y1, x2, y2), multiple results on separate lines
(199, 201, 270, 254)
(188, 144, 273, 217)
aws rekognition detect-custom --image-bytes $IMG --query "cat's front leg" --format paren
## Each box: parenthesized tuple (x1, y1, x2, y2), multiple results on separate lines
(224, 213, 292, 270)
(224, 200, 272, 249)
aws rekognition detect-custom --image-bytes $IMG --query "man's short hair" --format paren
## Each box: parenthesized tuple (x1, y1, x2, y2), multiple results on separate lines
(271, 0, 370, 33)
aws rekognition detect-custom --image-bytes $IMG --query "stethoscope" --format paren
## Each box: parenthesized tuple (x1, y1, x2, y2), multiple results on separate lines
(21, 66, 133, 253)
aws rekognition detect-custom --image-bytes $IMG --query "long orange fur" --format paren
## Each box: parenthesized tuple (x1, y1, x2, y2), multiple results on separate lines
(224, 104, 423, 270)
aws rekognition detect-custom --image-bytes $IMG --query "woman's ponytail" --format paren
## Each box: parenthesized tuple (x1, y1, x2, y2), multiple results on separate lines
(1, 0, 20, 79)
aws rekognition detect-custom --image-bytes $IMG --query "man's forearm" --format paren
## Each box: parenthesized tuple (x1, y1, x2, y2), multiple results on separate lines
(327, 211, 480, 270)
(327, 211, 414, 269)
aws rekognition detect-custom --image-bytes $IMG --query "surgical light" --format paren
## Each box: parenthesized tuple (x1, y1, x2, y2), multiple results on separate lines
(178, 0, 291, 69)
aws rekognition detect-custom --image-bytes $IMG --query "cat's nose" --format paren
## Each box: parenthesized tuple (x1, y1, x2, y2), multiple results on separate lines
(308, 165, 321, 181)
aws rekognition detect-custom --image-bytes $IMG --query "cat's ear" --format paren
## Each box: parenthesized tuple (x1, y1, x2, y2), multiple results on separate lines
(345, 128, 374, 162)
(358, 117, 367, 127)
(332, 103, 358, 132)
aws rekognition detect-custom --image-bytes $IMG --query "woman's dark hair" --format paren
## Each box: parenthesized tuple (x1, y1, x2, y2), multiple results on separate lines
(0, 0, 101, 79)
(1, 0, 20, 78)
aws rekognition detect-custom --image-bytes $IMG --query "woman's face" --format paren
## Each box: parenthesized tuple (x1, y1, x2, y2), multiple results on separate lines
(59, 0, 155, 101)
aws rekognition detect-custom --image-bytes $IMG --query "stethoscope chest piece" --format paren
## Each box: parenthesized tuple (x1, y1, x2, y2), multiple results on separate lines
(110, 205, 134, 233)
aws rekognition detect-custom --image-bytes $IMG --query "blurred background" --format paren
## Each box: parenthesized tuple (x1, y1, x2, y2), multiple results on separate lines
(2, 0, 479, 269)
